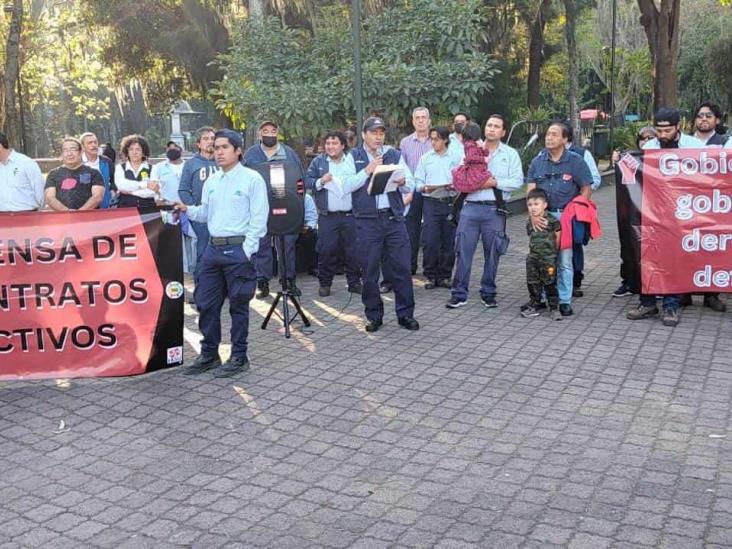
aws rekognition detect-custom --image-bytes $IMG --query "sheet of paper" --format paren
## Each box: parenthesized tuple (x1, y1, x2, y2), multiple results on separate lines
(323, 178, 344, 199)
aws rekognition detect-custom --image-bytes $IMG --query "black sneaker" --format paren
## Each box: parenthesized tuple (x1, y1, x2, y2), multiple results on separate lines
(318, 285, 331, 297)
(520, 303, 539, 318)
(559, 303, 574, 317)
(398, 317, 420, 330)
(256, 280, 269, 299)
(365, 319, 383, 332)
(214, 356, 250, 378)
(183, 354, 221, 375)
(445, 297, 467, 309)
(612, 282, 634, 297)
(347, 283, 363, 295)
(436, 279, 452, 288)
(572, 287, 584, 298)
(481, 295, 497, 308)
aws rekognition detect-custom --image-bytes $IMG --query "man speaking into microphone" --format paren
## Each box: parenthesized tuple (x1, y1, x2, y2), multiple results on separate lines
(344, 117, 419, 333)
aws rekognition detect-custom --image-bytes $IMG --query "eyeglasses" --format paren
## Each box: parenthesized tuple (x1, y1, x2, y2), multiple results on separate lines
(696, 112, 715, 119)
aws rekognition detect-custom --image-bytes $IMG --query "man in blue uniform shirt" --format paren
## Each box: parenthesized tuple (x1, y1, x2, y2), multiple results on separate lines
(174, 129, 269, 377)
(244, 120, 307, 298)
(346, 117, 419, 332)
(526, 120, 593, 317)
(306, 130, 363, 297)
(414, 125, 460, 289)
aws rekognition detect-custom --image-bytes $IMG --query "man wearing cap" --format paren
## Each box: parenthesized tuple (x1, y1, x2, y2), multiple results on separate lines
(243, 121, 306, 299)
(174, 129, 269, 377)
(627, 107, 705, 327)
(344, 116, 419, 332)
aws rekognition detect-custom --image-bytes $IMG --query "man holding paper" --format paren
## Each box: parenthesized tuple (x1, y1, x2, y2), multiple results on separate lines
(414, 126, 460, 289)
(306, 131, 363, 297)
(345, 117, 419, 333)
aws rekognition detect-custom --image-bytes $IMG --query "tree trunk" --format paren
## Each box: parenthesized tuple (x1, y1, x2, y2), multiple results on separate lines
(564, 0, 580, 131)
(2, 0, 24, 149)
(638, 0, 680, 110)
(527, 0, 552, 109)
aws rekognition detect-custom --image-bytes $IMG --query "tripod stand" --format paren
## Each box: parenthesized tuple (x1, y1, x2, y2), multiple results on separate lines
(261, 233, 311, 338)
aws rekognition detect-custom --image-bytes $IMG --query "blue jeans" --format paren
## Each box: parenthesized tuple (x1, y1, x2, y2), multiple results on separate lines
(640, 294, 680, 311)
(451, 202, 506, 301)
(550, 211, 573, 305)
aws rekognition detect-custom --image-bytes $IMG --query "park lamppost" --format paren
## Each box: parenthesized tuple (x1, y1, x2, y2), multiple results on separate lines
(609, 0, 617, 154)
(351, 0, 364, 146)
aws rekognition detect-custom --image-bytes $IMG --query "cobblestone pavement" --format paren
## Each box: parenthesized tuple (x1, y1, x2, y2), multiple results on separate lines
(2, 185, 732, 549)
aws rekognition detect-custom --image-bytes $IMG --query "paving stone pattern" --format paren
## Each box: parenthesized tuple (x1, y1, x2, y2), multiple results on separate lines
(1, 186, 731, 548)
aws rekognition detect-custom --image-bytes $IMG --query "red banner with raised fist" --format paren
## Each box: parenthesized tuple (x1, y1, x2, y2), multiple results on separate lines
(638, 149, 732, 294)
(0, 209, 184, 380)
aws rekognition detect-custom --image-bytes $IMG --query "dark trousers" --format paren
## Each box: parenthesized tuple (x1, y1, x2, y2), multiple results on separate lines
(405, 192, 424, 273)
(572, 242, 584, 288)
(317, 213, 360, 287)
(357, 213, 415, 321)
(451, 202, 506, 301)
(526, 255, 558, 310)
(422, 198, 455, 281)
(256, 234, 297, 282)
(191, 221, 210, 284)
(195, 243, 256, 359)
(116, 195, 156, 209)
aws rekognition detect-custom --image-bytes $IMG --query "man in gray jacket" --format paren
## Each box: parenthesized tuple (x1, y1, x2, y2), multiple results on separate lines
(179, 127, 219, 287)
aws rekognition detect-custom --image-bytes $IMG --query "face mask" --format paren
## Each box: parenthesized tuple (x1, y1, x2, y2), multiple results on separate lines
(166, 148, 182, 161)
(454, 123, 465, 134)
(261, 136, 278, 148)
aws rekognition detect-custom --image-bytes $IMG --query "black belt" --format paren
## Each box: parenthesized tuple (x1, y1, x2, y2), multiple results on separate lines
(328, 210, 353, 215)
(376, 208, 392, 215)
(466, 200, 496, 205)
(424, 196, 454, 204)
(209, 235, 246, 246)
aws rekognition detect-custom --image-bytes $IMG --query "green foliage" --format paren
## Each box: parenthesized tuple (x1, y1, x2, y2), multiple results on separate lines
(214, 0, 498, 139)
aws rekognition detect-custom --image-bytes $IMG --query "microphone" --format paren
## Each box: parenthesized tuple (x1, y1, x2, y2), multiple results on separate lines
(523, 133, 539, 151)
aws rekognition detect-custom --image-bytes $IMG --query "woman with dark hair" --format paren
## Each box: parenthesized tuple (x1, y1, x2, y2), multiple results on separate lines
(114, 134, 159, 208)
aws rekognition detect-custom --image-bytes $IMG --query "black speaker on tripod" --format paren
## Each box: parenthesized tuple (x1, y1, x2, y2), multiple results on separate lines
(250, 161, 311, 338)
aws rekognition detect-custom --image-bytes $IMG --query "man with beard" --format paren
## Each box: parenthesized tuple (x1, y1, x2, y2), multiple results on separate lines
(692, 102, 729, 147)
(628, 107, 705, 326)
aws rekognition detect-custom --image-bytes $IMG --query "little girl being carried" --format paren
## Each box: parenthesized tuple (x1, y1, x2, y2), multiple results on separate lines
(451, 122, 508, 215)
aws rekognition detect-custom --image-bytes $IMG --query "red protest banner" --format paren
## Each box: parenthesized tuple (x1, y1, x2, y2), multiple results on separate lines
(641, 149, 732, 294)
(0, 209, 184, 380)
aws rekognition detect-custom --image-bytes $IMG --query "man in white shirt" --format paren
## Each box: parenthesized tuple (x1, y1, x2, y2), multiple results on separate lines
(0, 131, 45, 212)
